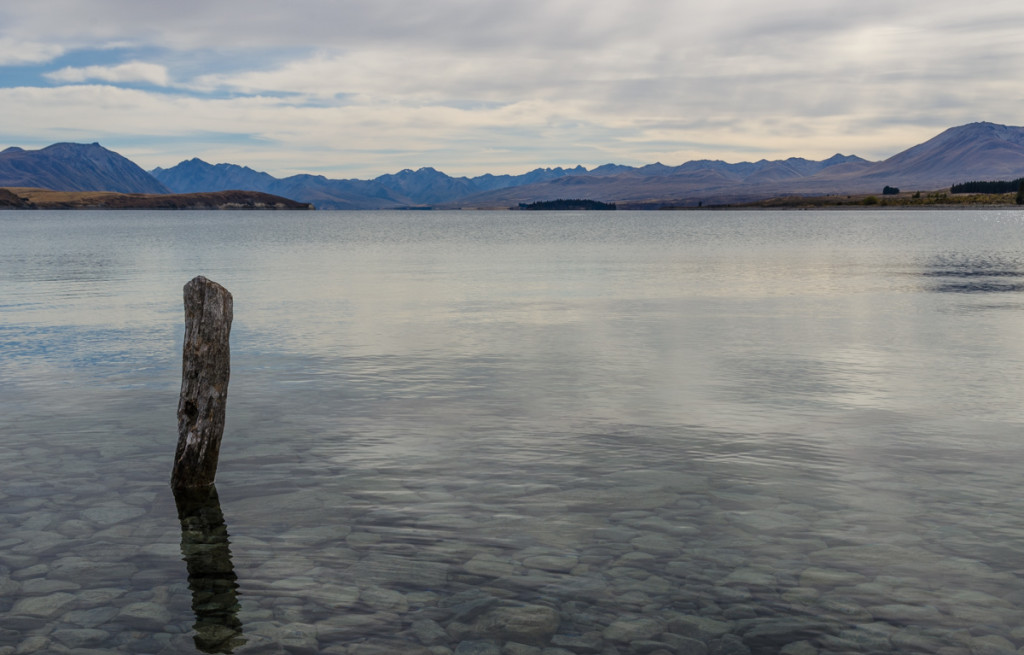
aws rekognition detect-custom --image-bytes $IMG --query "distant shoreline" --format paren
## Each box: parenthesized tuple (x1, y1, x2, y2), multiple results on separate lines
(2, 186, 1020, 212)
(0, 187, 314, 210)
(664, 190, 1023, 211)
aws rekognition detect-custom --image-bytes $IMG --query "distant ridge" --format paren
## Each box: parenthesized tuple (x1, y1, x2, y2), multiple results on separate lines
(0, 142, 169, 194)
(150, 158, 279, 194)
(7, 122, 1024, 208)
(151, 154, 870, 209)
(451, 122, 1024, 207)
(151, 160, 591, 210)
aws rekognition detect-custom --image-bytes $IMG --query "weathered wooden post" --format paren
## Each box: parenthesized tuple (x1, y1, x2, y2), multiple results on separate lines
(172, 276, 233, 490)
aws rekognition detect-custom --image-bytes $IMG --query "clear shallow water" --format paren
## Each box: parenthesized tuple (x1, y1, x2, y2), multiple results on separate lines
(3, 209, 1024, 654)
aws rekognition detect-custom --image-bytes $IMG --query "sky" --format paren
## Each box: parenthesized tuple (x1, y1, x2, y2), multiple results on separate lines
(1, 0, 1023, 179)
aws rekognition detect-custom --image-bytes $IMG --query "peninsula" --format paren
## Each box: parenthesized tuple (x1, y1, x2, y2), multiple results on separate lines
(0, 187, 314, 210)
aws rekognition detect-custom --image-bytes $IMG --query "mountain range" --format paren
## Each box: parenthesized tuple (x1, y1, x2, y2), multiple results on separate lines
(3, 122, 1024, 209)
(148, 159, 598, 210)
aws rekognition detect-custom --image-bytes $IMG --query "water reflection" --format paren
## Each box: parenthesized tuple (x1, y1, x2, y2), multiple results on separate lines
(174, 485, 245, 653)
(8, 211, 1024, 653)
(921, 253, 1024, 293)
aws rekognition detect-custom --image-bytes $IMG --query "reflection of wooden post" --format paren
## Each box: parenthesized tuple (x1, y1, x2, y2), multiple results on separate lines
(175, 485, 244, 653)
(172, 276, 233, 490)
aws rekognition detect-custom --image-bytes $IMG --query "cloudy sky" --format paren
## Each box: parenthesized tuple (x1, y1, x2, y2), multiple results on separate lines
(1, 1, 1022, 178)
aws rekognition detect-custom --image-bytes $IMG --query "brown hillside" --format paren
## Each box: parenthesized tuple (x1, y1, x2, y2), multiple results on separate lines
(1, 188, 314, 210)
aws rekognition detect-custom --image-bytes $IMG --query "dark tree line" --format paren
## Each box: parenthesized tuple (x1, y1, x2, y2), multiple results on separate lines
(519, 199, 616, 211)
(950, 178, 1024, 194)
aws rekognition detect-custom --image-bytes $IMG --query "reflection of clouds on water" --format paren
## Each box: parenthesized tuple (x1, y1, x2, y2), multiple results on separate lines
(4, 251, 123, 285)
(715, 346, 893, 429)
(921, 252, 1024, 293)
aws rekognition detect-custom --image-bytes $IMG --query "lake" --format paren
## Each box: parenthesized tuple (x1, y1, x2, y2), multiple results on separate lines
(2, 209, 1024, 654)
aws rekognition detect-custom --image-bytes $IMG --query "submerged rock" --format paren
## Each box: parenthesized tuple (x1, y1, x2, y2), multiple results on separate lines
(464, 553, 520, 578)
(81, 504, 146, 527)
(50, 628, 109, 649)
(666, 615, 731, 641)
(475, 605, 561, 644)
(119, 601, 173, 631)
(62, 607, 119, 629)
(361, 586, 409, 612)
(353, 553, 449, 587)
(521, 554, 578, 573)
(603, 616, 664, 643)
(11, 592, 75, 617)
(412, 618, 449, 645)
(660, 633, 710, 655)
(454, 640, 501, 655)
(550, 631, 604, 653)
(277, 622, 320, 654)
(710, 634, 751, 655)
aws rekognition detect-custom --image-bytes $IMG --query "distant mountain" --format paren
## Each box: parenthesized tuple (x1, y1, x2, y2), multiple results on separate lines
(10, 122, 1024, 209)
(0, 143, 168, 194)
(152, 160, 596, 209)
(372, 167, 479, 205)
(149, 158, 278, 194)
(452, 153, 873, 208)
(148, 151, 878, 209)
(840, 122, 1024, 187)
(151, 160, 381, 209)
(453, 123, 1024, 207)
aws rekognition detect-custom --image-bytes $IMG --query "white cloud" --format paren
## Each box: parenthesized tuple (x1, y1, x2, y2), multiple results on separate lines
(2, 1, 1024, 175)
(0, 82, 964, 179)
(45, 62, 170, 86)
(0, 38, 63, 65)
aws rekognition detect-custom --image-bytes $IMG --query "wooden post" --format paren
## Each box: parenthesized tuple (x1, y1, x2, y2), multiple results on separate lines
(172, 276, 233, 490)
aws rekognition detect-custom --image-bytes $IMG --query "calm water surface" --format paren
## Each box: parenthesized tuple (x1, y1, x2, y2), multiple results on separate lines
(3, 209, 1024, 654)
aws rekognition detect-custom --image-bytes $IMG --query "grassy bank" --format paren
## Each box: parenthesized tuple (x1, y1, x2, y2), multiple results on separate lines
(733, 190, 1021, 209)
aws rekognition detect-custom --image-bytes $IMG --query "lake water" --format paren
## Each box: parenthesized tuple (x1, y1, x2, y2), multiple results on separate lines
(3, 209, 1024, 655)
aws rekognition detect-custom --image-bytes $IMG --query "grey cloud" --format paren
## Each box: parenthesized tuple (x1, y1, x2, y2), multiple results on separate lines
(3, 0, 627, 54)
(2, 0, 1023, 174)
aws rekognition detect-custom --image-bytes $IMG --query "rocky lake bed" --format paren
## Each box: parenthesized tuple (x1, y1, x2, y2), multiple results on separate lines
(4, 423, 1024, 655)
(5, 209, 1024, 653)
